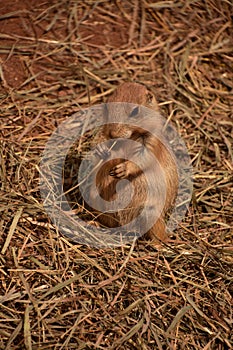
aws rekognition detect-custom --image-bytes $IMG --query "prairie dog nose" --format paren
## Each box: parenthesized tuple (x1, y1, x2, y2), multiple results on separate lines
(109, 128, 132, 139)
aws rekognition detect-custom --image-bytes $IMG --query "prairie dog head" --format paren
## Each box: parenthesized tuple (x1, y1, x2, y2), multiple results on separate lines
(108, 82, 150, 105)
(102, 82, 161, 139)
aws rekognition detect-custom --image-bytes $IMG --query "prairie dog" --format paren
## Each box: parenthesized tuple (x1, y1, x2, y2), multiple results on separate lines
(89, 82, 178, 243)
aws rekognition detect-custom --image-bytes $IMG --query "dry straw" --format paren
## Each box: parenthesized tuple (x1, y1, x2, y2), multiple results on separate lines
(0, 0, 232, 349)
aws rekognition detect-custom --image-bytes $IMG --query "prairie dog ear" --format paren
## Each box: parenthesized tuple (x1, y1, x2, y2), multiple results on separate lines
(147, 91, 159, 110)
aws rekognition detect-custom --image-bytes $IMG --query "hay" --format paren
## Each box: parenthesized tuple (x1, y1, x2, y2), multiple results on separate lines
(0, 0, 232, 349)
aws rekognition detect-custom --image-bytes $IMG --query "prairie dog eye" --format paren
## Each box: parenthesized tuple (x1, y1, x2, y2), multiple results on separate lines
(129, 106, 140, 118)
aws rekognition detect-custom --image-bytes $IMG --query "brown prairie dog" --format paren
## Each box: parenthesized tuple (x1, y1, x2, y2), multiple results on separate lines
(89, 82, 178, 244)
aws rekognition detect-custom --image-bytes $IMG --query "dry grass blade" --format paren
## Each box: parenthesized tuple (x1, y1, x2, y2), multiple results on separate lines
(166, 305, 192, 333)
(24, 306, 32, 350)
(1, 207, 23, 255)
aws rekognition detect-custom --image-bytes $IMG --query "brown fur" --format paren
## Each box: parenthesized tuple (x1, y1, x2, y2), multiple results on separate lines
(90, 82, 178, 244)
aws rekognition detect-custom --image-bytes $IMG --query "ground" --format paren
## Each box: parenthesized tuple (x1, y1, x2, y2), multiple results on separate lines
(0, 1, 232, 349)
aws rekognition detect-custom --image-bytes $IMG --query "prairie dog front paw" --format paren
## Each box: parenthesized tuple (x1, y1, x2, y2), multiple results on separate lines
(109, 161, 140, 178)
